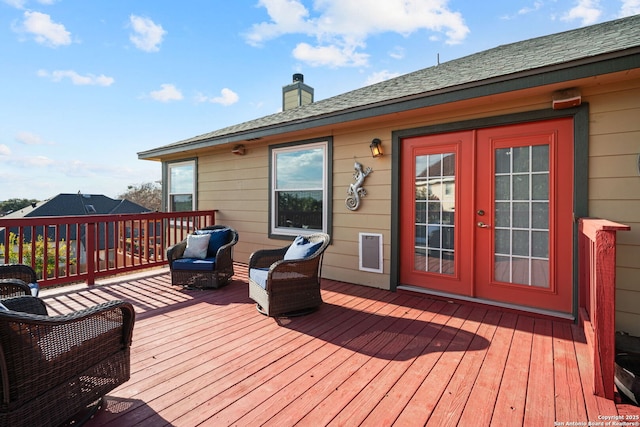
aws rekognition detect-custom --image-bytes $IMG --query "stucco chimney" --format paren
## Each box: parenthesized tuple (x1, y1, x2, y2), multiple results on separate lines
(282, 74, 314, 111)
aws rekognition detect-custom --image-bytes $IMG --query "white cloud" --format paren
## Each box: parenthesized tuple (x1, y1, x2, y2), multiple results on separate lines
(3, 0, 27, 8)
(195, 88, 240, 106)
(149, 84, 183, 102)
(561, 0, 602, 26)
(129, 15, 166, 52)
(292, 42, 369, 67)
(37, 69, 114, 86)
(245, 0, 469, 68)
(389, 46, 405, 60)
(365, 70, 401, 86)
(15, 131, 53, 145)
(19, 11, 71, 47)
(518, 1, 543, 16)
(24, 155, 55, 167)
(619, 0, 640, 16)
(0, 144, 11, 156)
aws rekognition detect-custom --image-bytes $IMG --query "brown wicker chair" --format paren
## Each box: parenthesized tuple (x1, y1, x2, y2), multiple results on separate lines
(248, 233, 330, 317)
(0, 264, 39, 298)
(166, 225, 238, 289)
(0, 295, 135, 427)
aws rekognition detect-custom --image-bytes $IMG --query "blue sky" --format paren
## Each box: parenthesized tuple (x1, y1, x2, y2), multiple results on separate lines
(1, 0, 638, 201)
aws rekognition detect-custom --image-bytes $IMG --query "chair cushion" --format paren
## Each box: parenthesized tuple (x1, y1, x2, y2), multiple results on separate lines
(195, 228, 230, 257)
(284, 235, 322, 261)
(183, 234, 211, 259)
(249, 268, 269, 289)
(0, 302, 7, 311)
(172, 257, 217, 271)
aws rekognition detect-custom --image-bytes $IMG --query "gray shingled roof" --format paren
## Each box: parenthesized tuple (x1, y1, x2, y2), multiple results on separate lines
(2, 193, 150, 218)
(139, 14, 640, 158)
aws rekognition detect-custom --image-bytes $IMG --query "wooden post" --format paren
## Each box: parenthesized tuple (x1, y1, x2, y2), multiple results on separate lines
(578, 218, 630, 400)
(86, 222, 96, 286)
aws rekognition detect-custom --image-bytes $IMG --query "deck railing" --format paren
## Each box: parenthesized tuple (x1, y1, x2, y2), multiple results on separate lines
(0, 210, 217, 287)
(578, 218, 630, 400)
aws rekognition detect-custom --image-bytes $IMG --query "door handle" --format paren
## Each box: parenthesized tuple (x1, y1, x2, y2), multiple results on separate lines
(477, 222, 491, 228)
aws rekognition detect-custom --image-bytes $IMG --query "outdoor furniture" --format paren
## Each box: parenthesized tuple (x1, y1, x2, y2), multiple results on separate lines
(166, 225, 238, 289)
(0, 264, 39, 298)
(0, 295, 135, 427)
(248, 233, 330, 317)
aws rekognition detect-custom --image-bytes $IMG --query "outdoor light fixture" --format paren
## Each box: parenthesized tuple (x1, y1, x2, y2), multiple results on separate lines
(552, 88, 581, 110)
(370, 138, 383, 158)
(231, 144, 246, 155)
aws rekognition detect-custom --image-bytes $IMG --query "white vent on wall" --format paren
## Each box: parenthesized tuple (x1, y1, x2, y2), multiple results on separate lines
(359, 232, 383, 273)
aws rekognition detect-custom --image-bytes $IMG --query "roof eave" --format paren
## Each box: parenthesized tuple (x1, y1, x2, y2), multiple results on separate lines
(138, 48, 640, 161)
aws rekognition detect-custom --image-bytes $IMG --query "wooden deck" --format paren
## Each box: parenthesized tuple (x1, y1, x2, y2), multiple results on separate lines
(39, 264, 640, 427)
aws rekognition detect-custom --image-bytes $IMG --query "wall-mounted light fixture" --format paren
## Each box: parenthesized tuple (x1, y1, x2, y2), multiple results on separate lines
(231, 144, 246, 155)
(370, 138, 383, 158)
(552, 88, 581, 110)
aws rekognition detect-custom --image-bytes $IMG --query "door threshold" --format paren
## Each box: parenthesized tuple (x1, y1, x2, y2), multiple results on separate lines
(397, 285, 575, 321)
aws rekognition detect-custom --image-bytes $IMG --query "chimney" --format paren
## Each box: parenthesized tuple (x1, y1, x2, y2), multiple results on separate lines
(282, 73, 314, 111)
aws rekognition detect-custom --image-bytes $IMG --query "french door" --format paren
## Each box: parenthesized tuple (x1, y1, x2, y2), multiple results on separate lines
(400, 119, 574, 314)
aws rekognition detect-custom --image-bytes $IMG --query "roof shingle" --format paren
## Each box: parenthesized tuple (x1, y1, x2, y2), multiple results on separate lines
(139, 14, 640, 158)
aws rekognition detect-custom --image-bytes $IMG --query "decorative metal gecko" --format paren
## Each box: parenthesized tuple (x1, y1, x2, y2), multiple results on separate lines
(345, 161, 373, 211)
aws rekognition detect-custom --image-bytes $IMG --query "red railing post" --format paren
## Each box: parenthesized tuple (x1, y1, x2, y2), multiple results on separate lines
(86, 221, 96, 285)
(578, 218, 630, 400)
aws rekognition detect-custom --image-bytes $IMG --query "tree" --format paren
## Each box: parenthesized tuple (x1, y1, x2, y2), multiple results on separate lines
(118, 182, 162, 211)
(0, 198, 39, 215)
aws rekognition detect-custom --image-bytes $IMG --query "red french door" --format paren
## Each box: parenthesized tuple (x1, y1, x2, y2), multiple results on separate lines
(400, 118, 574, 314)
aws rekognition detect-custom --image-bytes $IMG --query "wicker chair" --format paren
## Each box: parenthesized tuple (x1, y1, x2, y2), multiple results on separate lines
(166, 225, 238, 289)
(0, 264, 39, 299)
(0, 295, 135, 427)
(248, 233, 330, 317)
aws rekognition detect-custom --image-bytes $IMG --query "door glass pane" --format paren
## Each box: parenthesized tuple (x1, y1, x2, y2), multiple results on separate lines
(495, 202, 510, 227)
(532, 202, 549, 229)
(532, 145, 549, 171)
(495, 149, 511, 173)
(493, 145, 550, 287)
(414, 153, 455, 275)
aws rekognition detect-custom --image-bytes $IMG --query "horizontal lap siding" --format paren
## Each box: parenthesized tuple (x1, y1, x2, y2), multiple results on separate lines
(586, 80, 640, 336)
(193, 78, 640, 319)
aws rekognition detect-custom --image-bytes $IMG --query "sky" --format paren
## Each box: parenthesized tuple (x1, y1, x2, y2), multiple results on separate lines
(1, 0, 639, 202)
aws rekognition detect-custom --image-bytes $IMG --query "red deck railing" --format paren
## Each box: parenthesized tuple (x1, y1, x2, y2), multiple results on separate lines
(578, 218, 630, 400)
(0, 210, 217, 287)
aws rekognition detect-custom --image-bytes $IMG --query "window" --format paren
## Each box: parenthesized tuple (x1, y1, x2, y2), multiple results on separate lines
(167, 160, 196, 212)
(270, 139, 331, 237)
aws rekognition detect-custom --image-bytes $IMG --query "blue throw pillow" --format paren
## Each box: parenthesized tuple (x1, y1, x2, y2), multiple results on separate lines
(284, 235, 322, 261)
(196, 228, 230, 257)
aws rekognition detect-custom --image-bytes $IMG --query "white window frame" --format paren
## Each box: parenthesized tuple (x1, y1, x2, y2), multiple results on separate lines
(270, 140, 330, 237)
(167, 160, 196, 212)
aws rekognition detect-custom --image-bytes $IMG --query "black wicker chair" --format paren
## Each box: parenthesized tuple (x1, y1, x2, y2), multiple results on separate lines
(0, 295, 135, 427)
(248, 233, 330, 317)
(0, 264, 39, 299)
(166, 225, 238, 289)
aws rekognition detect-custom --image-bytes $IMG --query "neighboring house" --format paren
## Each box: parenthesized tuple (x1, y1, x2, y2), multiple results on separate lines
(139, 16, 640, 333)
(0, 193, 152, 259)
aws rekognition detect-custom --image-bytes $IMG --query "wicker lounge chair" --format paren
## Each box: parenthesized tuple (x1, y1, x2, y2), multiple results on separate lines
(248, 233, 330, 317)
(0, 295, 135, 427)
(166, 225, 238, 289)
(0, 264, 39, 298)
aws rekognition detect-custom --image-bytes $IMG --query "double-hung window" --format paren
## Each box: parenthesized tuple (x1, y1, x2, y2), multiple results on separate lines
(167, 160, 196, 212)
(270, 138, 332, 237)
